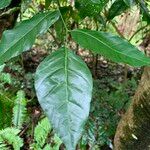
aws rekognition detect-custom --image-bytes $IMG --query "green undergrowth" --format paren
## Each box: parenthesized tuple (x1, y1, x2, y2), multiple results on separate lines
(80, 77, 138, 149)
(0, 59, 139, 149)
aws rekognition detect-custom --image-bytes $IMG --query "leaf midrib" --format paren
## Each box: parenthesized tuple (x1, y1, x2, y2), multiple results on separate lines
(64, 48, 76, 148)
(64, 48, 72, 140)
(15, 96, 22, 127)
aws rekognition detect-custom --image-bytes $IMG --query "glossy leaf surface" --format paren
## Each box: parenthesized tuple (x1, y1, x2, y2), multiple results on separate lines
(0, 11, 59, 65)
(71, 29, 150, 67)
(35, 47, 93, 150)
(0, 0, 11, 9)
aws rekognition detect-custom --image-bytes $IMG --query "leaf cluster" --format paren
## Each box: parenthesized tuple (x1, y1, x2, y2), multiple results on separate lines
(0, 0, 149, 149)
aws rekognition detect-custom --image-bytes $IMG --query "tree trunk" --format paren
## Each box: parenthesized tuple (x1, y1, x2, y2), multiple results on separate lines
(114, 36, 150, 150)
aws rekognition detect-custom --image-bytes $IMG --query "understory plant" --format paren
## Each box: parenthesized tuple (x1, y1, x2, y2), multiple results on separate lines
(0, 0, 150, 149)
(0, 90, 62, 150)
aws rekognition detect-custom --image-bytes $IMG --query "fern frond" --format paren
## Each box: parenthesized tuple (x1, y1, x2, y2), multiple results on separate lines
(43, 144, 51, 150)
(0, 73, 12, 84)
(31, 117, 62, 150)
(0, 92, 14, 129)
(34, 117, 51, 148)
(52, 134, 62, 150)
(0, 127, 23, 150)
(12, 90, 27, 128)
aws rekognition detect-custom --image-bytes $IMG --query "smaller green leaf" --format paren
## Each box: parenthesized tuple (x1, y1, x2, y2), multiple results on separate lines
(55, 19, 65, 41)
(12, 90, 27, 128)
(75, 0, 108, 18)
(0, 0, 11, 9)
(138, 0, 150, 24)
(71, 29, 150, 67)
(0, 11, 59, 66)
(43, 144, 52, 150)
(107, 0, 129, 20)
(0, 128, 23, 150)
(45, 0, 52, 9)
(53, 134, 62, 150)
(123, 0, 135, 7)
(34, 117, 51, 147)
(0, 73, 12, 84)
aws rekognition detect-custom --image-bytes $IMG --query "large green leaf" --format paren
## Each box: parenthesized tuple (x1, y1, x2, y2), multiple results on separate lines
(35, 47, 93, 150)
(0, 11, 59, 65)
(71, 29, 150, 67)
(0, 0, 11, 9)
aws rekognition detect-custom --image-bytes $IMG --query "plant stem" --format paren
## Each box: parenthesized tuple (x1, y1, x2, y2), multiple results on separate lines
(129, 24, 149, 41)
(110, 21, 125, 39)
(104, 9, 125, 39)
(56, 0, 69, 48)
(56, 0, 68, 32)
(48, 30, 61, 47)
